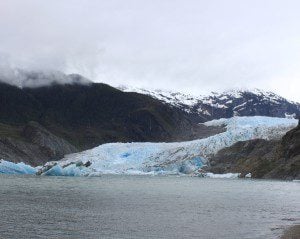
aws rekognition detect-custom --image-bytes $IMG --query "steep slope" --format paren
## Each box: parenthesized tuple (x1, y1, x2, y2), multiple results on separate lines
(22, 83, 215, 147)
(208, 121, 300, 180)
(0, 121, 77, 166)
(120, 87, 300, 122)
(0, 81, 223, 166)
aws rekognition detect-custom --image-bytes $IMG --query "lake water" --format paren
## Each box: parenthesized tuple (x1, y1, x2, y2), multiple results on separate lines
(0, 175, 299, 239)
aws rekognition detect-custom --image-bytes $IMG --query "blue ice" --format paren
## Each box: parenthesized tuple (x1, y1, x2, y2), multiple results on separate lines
(41, 164, 92, 176)
(0, 160, 37, 175)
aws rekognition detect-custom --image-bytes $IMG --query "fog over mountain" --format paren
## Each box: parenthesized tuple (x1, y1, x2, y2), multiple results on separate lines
(0, 67, 91, 88)
(1, 0, 300, 101)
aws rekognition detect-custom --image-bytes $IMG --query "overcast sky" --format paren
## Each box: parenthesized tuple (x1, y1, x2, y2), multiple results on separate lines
(1, 0, 300, 101)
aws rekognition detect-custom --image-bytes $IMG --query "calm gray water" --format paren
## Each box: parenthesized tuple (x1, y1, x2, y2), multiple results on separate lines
(0, 175, 299, 239)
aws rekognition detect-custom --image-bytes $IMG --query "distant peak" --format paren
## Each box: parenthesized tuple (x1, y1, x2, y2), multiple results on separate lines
(118, 85, 300, 119)
(119, 85, 289, 103)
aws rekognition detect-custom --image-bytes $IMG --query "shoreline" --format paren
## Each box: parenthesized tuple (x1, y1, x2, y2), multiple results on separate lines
(280, 225, 300, 239)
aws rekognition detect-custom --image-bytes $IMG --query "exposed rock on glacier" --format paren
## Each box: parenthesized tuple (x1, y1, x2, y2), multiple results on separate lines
(37, 161, 92, 176)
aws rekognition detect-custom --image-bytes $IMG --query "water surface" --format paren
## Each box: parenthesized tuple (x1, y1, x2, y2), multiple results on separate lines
(0, 175, 299, 239)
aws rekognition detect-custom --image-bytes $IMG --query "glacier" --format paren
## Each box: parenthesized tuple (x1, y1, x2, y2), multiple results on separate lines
(1, 116, 297, 177)
(37, 116, 297, 176)
(0, 160, 37, 175)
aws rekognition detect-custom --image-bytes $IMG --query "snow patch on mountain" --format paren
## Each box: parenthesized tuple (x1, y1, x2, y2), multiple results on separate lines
(118, 85, 199, 113)
(119, 86, 300, 119)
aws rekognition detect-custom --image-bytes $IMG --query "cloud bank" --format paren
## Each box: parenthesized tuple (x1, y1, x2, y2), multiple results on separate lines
(0, 0, 300, 101)
(0, 66, 90, 88)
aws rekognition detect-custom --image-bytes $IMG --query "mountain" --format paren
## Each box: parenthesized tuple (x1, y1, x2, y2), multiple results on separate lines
(0, 80, 224, 165)
(119, 86, 300, 122)
(0, 70, 299, 169)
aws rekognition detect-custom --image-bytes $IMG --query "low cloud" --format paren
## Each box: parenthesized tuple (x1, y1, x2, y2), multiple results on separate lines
(0, 66, 91, 88)
(0, 0, 300, 101)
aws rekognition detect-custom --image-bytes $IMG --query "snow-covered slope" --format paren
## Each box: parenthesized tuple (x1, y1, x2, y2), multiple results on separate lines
(32, 116, 297, 176)
(118, 86, 200, 112)
(119, 86, 300, 121)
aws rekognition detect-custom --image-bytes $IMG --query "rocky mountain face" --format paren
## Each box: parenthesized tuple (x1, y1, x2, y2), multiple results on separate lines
(0, 81, 223, 165)
(0, 121, 77, 166)
(120, 87, 300, 122)
(208, 121, 300, 180)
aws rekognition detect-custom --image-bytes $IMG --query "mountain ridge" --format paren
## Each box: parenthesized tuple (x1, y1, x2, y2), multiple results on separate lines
(119, 86, 300, 122)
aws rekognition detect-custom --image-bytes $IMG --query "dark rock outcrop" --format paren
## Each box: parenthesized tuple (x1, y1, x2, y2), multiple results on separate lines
(0, 122, 78, 166)
(208, 125, 300, 180)
(192, 91, 300, 121)
(0, 137, 48, 166)
(22, 121, 78, 160)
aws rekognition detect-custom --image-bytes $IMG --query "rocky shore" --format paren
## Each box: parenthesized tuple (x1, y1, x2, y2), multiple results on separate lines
(280, 225, 300, 239)
(208, 122, 300, 180)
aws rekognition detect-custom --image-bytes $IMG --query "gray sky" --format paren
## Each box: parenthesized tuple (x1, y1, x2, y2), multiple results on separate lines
(1, 0, 300, 101)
